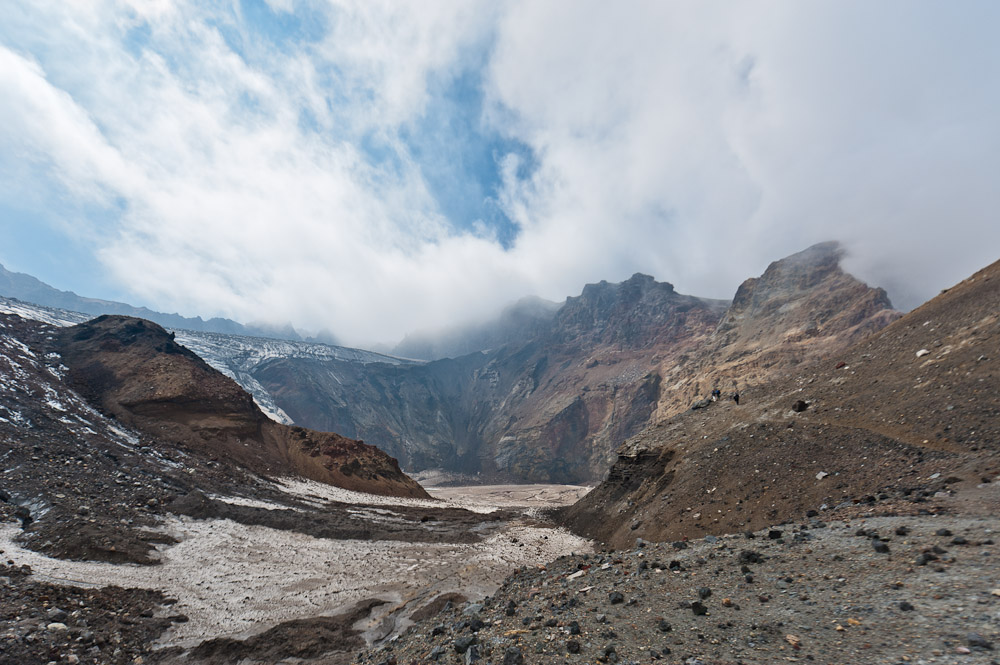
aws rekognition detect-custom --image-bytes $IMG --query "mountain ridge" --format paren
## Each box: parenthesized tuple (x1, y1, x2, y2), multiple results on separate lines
(561, 254, 999, 546)
(246, 242, 899, 483)
(0, 262, 307, 341)
(1, 242, 902, 485)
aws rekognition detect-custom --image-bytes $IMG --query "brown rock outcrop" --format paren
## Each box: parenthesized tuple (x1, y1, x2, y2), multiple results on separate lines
(54, 316, 427, 498)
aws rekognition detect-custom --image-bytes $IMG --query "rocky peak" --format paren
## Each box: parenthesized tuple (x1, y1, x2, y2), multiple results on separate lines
(716, 241, 896, 344)
(651, 242, 901, 417)
(728, 241, 846, 314)
(556, 273, 716, 348)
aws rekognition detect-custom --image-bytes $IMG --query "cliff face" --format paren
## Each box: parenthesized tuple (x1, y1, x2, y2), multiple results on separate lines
(248, 273, 727, 483)
(248, 243, 900, 484)
(53, 316, 428, 498)
(652, 241, 901, 416)
(562, 256, 1000, 547)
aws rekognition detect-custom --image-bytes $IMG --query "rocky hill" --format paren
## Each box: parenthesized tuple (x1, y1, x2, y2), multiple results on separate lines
(53, 315, 426, 499)
(562, 256, 999, 547)
(246, 243, 899, 484)
(0, 313, 426, 566)
(0, 243, 903, 486)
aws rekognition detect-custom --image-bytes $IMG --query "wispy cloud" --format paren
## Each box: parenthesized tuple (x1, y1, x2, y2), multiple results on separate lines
(1, 1, 998, 345)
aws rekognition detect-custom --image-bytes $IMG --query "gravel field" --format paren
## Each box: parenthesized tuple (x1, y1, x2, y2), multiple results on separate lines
(354, 485, 1000, 665)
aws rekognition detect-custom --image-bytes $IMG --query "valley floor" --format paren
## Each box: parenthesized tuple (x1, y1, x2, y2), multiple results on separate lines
(0, 479, 592, 665)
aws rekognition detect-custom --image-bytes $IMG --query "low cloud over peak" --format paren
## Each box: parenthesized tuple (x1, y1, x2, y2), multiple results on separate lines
(1, 1, 998, 346)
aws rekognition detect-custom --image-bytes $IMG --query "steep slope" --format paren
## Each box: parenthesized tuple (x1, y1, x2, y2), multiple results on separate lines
(562, 257, 1000, 547)
(52, 316, 427, 498)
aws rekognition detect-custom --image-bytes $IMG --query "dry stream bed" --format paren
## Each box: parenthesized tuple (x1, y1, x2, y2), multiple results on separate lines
(0, 479, 592, 663)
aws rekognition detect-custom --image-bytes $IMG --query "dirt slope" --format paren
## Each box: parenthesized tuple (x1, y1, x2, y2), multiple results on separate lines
(563, 257, 999, 548)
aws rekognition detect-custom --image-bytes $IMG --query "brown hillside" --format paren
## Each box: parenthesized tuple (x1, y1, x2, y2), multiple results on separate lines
(563, 257, 999, 547)
(653, 241, 901, 417)
(54, 316, 428, 498)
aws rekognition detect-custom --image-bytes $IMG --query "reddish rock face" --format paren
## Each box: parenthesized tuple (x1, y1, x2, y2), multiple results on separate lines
(53, 315, 428, 499)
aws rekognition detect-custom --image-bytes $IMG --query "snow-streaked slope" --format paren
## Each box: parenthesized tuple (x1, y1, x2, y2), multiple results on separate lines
(0, 314, 158, 462)
(0, 296, 417, 425)
(171, 330, 416, 424)
(0, 296, 90, 327)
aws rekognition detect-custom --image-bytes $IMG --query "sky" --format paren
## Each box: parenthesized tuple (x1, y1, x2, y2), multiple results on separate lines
(1, 1, 998, 347)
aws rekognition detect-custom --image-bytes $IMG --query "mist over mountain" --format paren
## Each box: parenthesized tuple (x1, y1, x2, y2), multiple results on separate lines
(392, 296, 561, 360)
(0, 262, 305, 342)
(0, 242, 903, 484)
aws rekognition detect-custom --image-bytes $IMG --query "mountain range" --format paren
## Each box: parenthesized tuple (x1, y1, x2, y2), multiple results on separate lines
(201, 242, 901, 483)
(1, 242, 902, 485)
(0, 262, 313, 342)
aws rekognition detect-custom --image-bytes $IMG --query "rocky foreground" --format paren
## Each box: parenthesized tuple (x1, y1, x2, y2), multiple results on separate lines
(354, 486, 1000, 665)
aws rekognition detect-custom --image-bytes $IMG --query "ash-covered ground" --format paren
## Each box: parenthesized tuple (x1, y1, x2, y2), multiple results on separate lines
(0, 479, 591, 665)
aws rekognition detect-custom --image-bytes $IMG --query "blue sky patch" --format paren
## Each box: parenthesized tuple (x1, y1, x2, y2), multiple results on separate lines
(399, 62, 535, 249)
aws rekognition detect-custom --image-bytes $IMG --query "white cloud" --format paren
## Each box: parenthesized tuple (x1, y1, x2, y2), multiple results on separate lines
(487, 1, 1000, 309)
(1, 1, 998, 346)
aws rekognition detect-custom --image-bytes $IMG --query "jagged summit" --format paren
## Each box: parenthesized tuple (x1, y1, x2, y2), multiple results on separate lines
(555, 273, 721, 348)
(651, 241, 901, 416)
(723, 241, 888, 327)
(562, 255, 1000, 547)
